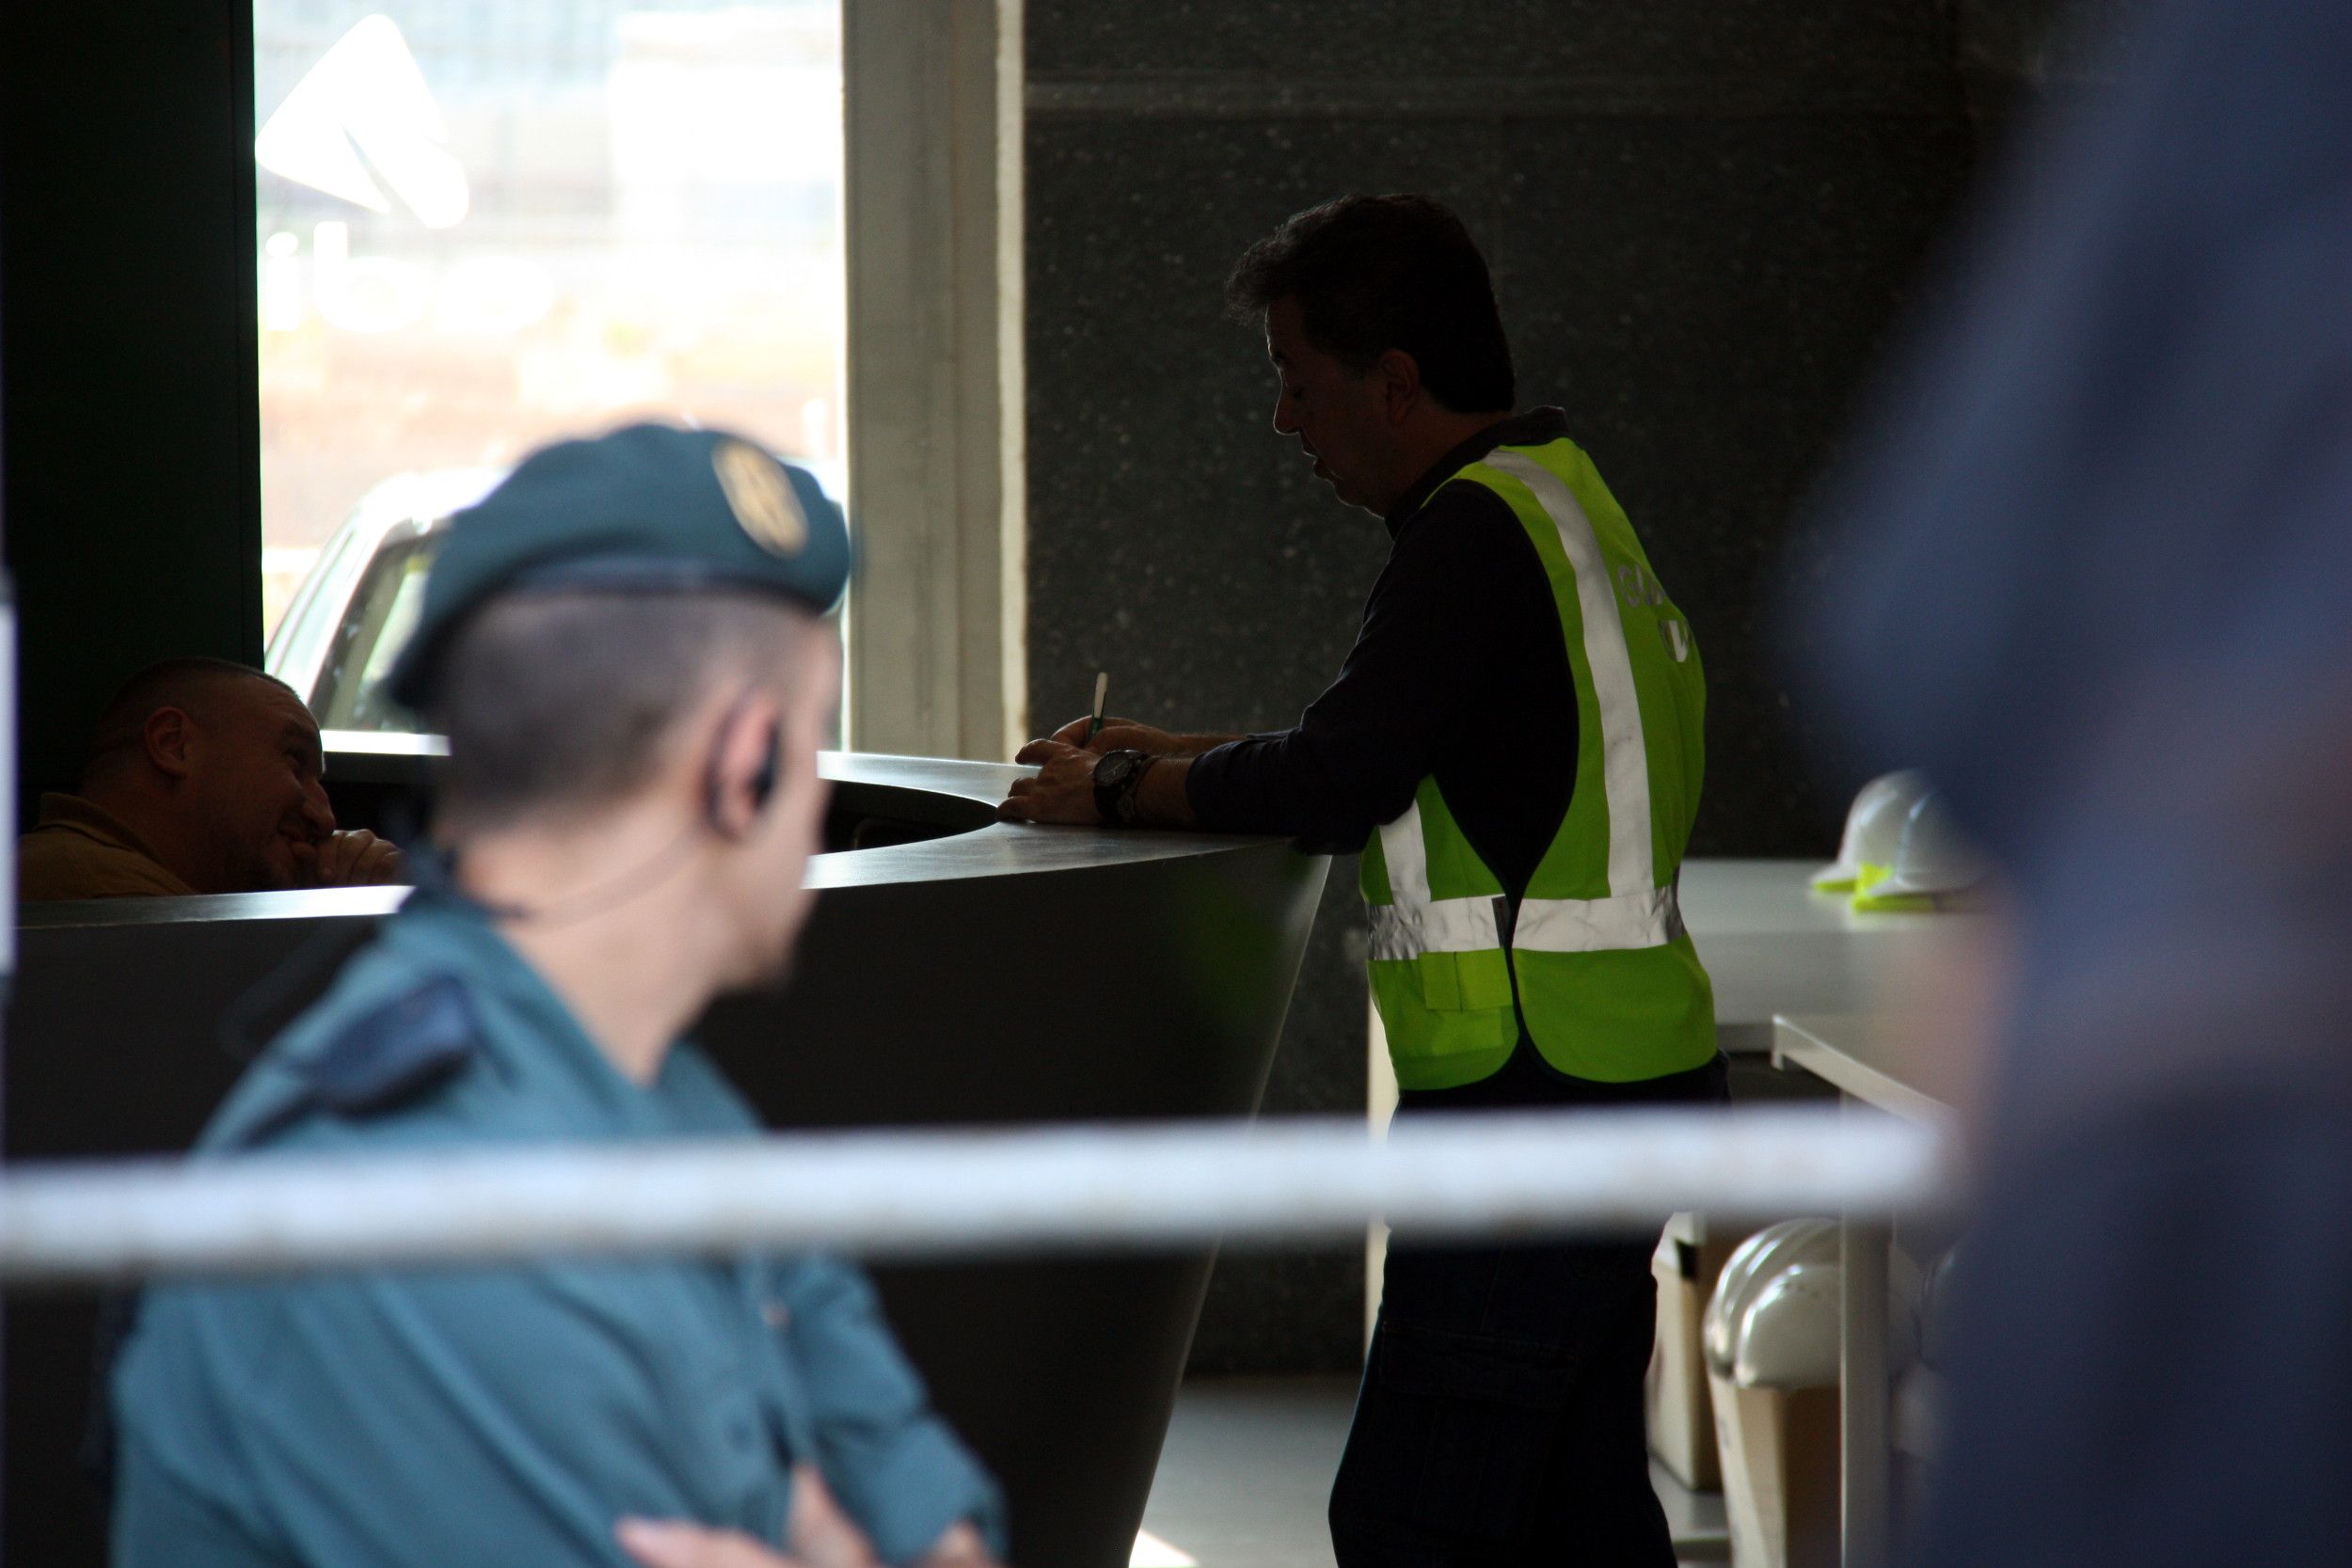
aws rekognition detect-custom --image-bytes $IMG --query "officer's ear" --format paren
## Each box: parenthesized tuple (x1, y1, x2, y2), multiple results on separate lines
(143, 705, 199, 783)
(1375, 347, 1424, 423)
(703, 694, 786, 842)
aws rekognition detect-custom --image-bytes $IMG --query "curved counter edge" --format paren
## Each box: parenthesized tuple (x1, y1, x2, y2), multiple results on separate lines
(16, 754, 1294, 933)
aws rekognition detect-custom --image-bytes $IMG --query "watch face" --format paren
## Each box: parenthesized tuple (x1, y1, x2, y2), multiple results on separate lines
(1097, 751, 1137, 787)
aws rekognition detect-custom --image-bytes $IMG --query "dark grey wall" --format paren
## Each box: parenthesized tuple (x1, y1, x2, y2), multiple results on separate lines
(1021, 1, 2123, 1372)
(1, 0, 265, 829)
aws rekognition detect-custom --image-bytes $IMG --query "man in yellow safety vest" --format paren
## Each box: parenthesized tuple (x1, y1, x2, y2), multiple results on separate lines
(1001, 194, 1726, 1565)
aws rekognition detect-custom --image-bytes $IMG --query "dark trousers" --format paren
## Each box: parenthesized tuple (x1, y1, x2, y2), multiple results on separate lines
(1329, 1056, 1725, 1567)
(1329, 1231, 1672, 1567)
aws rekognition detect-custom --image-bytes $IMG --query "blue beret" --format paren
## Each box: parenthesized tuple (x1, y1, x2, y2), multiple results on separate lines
(387, 423, 850, 708)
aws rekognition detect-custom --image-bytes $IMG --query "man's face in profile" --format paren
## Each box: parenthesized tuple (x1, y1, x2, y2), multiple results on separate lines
(184, 678, 337, 891)
(1264, 295, 1393, 514)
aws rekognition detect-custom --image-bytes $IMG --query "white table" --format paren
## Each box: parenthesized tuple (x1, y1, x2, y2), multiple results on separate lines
(1679, 860, 1954, 1055)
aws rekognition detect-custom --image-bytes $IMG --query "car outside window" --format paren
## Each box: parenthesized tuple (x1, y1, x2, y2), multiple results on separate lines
(315, 525, 439, 733)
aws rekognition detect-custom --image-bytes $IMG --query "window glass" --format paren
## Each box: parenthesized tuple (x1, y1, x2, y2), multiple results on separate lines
(254, 0, 845, 725)
(315, 525, 439, 732)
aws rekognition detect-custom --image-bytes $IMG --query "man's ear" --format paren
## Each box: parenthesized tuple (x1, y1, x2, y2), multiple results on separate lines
(143, 706, 198, 782)
(705, 693, 787, 842)
(1376, 347, 1424, 422)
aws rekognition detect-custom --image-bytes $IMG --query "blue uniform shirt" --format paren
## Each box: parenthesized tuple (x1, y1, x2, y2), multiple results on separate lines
(111, 890, 1003, 1568)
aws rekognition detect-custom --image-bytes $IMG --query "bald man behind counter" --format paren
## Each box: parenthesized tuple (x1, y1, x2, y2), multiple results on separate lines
(17, 657, 402, 901)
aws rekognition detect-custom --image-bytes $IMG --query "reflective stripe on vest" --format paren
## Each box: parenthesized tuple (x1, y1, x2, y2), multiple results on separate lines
(1368, 803, 1683, 959)
(1371, 450, 1672, 956)
(1517, 885, 1684, 951)
(1481, 451, 1656, 904)
(1368, 800, 1501, 959)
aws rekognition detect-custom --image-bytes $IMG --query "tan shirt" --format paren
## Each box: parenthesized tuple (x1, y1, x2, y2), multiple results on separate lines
(17, 793, 197, 901)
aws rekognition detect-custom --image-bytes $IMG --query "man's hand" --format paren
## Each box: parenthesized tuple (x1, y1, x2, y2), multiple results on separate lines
(615, 1519, 805, 1568)
(1041, 716, 1179, 754)
(998, 740, 1103, 824)
(615, 1468, 884, 1568)
(294, 830, 405, 888)
(613, 1519, 1005, 1568)
(913, 1521, 1002, 1568)
(787, 1466, 882, 1568)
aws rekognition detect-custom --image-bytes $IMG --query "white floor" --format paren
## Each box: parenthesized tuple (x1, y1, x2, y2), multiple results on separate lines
(1137, 1377, 1729, 1568)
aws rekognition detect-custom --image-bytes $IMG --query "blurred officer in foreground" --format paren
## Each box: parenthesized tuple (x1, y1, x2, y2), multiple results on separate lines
(110, 425, 1004, 1568)
(18, 657, 401, 899)
(1004, 195, 1720, 1567)
(1799, 0, 2352, 1563)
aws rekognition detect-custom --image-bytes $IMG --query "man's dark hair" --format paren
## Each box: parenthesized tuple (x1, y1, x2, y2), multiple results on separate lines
(84, 657, 297, 782)
(1225, 193, 1515, 413)
(423, 590, 815, 832)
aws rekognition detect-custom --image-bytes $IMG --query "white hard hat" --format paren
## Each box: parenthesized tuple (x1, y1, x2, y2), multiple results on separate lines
(1853, 789, 1988, 911)
(1811, 769, 1929, 894)
(1704, 1218, 1838, 1374)
(1733, 1259, 1843, 1390)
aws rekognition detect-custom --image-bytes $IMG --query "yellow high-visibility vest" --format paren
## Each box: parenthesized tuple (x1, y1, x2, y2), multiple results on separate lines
(1359, 436, 1716, 1088)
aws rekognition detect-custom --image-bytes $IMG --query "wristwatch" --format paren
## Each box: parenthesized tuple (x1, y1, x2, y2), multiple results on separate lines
(1091, 749, 1157, 827)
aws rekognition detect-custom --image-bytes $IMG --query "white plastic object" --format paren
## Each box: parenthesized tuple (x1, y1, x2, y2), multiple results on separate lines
(1856, 789, 1989, 908)
(1915, 1244, 1962, 1370)
(1733, 1259, 1843, 1389)
(1810, 770, 1928, 892)
(1705, 1218, 1838, 1374)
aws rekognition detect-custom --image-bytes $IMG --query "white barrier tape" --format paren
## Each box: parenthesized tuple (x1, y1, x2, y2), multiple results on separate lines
(0, 1107, 1954, 1287)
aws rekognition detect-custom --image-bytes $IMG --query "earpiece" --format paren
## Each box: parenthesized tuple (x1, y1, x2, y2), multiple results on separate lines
(460, 697, 786, 928)
(748, 722, 780, 813)
(705, 698, 783, 837)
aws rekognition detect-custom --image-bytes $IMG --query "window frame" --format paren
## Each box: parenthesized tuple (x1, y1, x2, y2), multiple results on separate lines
(838, 0, 1025, 761)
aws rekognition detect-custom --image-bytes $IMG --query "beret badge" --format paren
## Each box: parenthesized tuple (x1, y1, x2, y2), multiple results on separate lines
(713, 437, 808, 558)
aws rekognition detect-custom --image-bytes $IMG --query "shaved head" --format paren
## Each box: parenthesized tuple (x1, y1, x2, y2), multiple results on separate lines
(74, 657, 336, 893)
(84, 658, 303, 788)
(424, 589, 820, 833)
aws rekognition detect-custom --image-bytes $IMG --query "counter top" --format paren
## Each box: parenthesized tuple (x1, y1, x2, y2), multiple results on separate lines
(17, 752, 1295, 929)
(806, 753, 1292, 889)
(16, 784, 1969, 1063)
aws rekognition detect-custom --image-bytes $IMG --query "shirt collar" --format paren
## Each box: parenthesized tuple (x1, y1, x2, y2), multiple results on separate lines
(32, 792, 194, 890)
(381, 881, 698, 1129)
(1382, 406, 1573, 539)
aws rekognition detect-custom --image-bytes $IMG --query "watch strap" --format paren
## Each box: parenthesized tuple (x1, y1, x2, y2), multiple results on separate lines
(1092, 750, 1156, 827)
(1115, 754, 1158, 825)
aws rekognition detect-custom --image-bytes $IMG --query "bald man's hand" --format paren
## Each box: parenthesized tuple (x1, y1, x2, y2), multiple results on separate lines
(293, 830, 405, 888)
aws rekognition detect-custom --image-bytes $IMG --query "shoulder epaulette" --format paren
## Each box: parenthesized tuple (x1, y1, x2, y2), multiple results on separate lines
(301, 974, 481, 1114)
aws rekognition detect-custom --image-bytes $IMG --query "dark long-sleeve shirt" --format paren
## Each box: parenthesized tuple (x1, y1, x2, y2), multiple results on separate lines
(1186, 408, 1578, 898)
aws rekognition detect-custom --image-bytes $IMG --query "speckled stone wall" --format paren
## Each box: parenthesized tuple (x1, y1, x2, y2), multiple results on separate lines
(1021, 2, 2085, 1374)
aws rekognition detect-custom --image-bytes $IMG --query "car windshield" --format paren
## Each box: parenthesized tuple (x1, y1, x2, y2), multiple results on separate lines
(315, 526, 439, 733)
